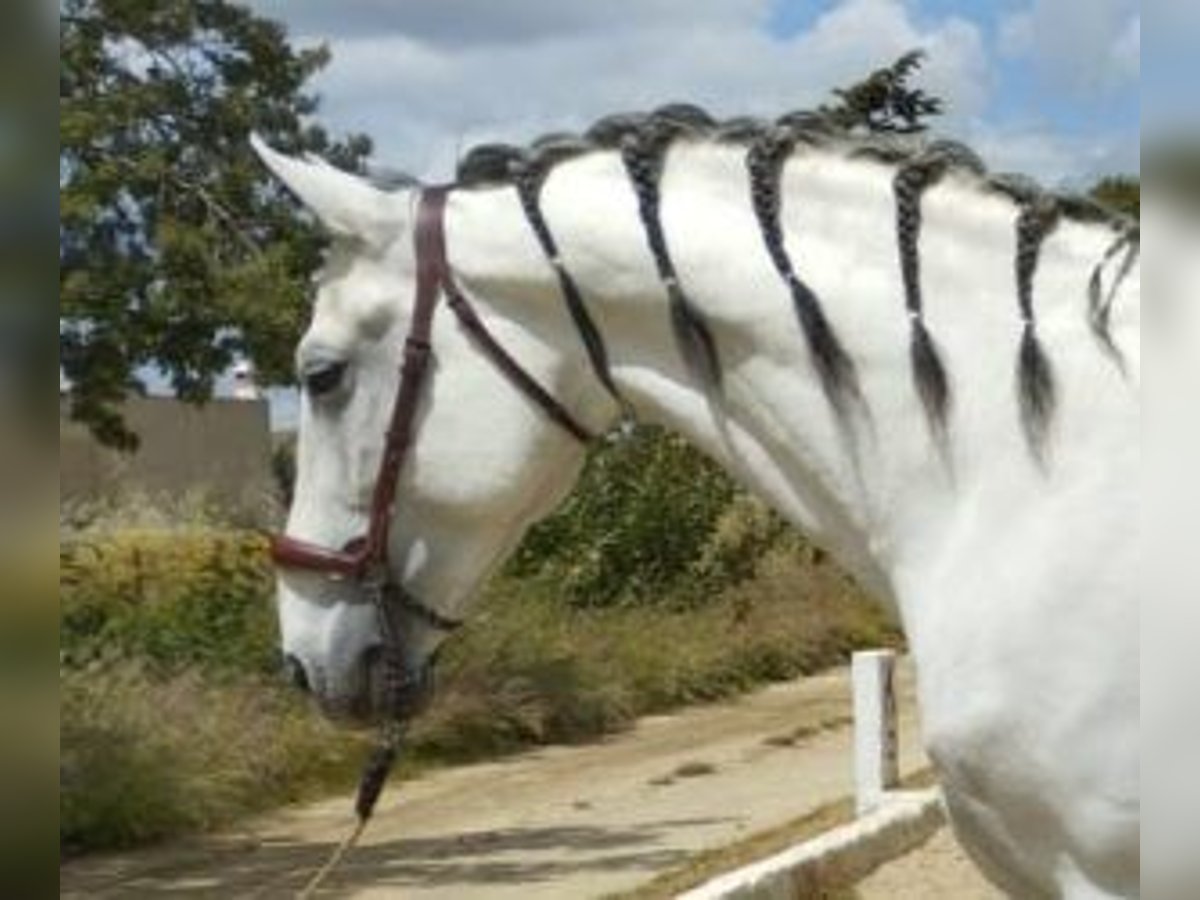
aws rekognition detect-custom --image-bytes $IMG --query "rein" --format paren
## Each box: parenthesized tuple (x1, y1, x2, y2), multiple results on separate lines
(273, 186, 595, 897)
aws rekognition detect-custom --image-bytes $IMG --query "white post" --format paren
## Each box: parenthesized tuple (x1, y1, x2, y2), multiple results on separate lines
(852, 649, 899, 815)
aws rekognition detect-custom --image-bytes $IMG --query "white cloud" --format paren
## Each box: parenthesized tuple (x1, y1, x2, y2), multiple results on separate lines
(1000, 0, 1139, 93)
(1140, 0, 1199, 131)
(271, 0, 988, 180)
(1111, 17, 1140, 81)
(969, 123, 1140, 187)
(1142, 0, 1200, 36)
(249, 0, 770, 45)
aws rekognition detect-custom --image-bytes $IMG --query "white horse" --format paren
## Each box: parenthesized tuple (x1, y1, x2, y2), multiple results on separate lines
(253, 108, 1139, 899)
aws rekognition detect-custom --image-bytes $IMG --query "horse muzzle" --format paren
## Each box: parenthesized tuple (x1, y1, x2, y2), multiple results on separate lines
(284, 643, 438, 729)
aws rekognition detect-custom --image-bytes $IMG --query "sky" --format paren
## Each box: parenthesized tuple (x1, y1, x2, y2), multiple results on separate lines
(236, 0, 1146, 429)
(246, 0, 1141, 188)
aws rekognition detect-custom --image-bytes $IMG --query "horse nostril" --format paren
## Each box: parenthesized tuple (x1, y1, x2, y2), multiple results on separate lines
(283, 654, 311, 693)
(361, 644, 385, 674)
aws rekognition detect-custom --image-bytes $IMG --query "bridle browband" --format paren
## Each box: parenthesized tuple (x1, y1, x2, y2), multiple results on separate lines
(269, 186, 596, 628)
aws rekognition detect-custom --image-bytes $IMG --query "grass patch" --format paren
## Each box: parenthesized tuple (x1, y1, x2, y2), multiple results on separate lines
(763, 713, 854, 748)
(673, 761, 718, 778)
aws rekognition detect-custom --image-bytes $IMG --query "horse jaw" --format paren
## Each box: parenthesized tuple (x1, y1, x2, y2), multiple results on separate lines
(249, 133, 409, 247)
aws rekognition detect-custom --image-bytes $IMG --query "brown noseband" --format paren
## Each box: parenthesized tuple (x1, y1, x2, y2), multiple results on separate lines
(269, 186, 595, 621)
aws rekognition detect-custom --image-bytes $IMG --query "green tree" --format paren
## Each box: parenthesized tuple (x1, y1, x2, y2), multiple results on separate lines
(60, 0, 369, 447)
(1090, 175, 1140, 218)
(819, 50, 944, 134)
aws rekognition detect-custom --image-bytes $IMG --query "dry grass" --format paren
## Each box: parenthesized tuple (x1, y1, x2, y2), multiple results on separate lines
(60, 663, 368, 854)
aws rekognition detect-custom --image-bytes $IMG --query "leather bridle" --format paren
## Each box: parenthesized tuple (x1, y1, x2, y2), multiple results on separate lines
(269, 186, 595, 635)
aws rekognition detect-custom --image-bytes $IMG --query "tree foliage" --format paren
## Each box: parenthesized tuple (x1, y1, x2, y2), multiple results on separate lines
(1090, 175, 1140, 218)
(819, 50, 944, 134)
(508, 427, 743, 607)
(60, 0, 369, 447)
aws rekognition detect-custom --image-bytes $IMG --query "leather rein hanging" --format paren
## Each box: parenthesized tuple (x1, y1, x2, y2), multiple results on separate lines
(269, 186, 595, 619)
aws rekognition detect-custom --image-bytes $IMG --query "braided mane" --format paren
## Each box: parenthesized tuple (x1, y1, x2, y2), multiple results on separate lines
(455, 103, 1132, 227)
(451, 103, 1138, 459)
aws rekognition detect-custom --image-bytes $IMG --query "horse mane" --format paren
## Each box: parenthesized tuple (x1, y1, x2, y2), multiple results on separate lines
(447, 103, 1139, 461)
(453, 102, 1133, 228)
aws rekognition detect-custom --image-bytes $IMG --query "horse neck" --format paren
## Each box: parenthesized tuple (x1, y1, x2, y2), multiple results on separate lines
(446, 143, 1136, 601)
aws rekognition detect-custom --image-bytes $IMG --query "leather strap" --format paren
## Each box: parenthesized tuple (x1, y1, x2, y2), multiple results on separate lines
(444, 284, 595, 443)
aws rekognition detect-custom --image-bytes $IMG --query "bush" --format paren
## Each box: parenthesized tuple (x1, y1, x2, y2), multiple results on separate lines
(510, 426, 754, 607)
(61, 530, 277, 675)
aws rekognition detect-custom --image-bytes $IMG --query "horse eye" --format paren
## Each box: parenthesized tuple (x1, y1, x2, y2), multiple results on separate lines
(302, 361, 348, 397)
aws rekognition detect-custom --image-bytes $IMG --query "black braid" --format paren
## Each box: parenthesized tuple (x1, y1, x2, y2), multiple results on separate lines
(456, 143, 525, 186)
(621, 122, 722, 391)
(747, 128, 862, 422)
(894, 156, 953, 437)
(716, 116, 771, 145)
(586, 113, 648, 149)
(511, 159, 631, 414)
(1014, 196, 1062, 458)
(1087, 227, 1138, 375)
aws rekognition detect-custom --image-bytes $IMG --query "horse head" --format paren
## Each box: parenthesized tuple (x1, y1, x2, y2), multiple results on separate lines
(253, 138, 601, 726)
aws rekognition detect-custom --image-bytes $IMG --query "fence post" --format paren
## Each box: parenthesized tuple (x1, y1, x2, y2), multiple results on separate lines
(852, 649, 899, 815)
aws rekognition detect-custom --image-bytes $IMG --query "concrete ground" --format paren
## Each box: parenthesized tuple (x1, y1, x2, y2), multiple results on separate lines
(853, 827, 1004, 899)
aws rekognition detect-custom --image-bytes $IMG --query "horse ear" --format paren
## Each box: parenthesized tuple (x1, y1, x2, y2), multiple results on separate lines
(250, 134, 407, 247)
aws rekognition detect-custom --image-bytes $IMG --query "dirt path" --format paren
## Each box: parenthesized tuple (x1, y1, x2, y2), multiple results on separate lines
(62, 665, 931, 899)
